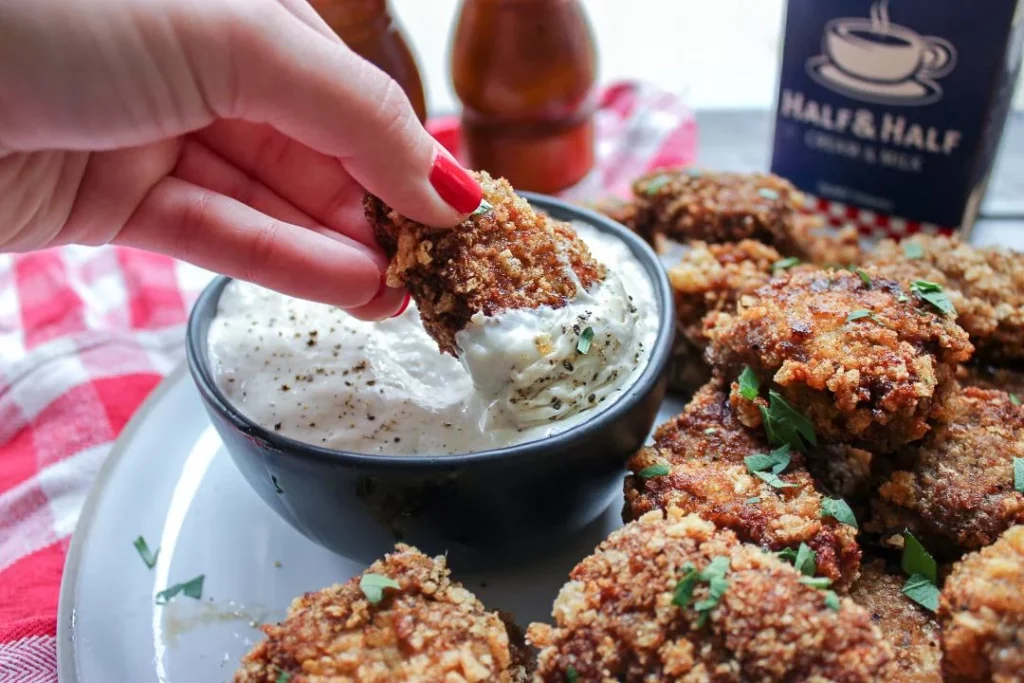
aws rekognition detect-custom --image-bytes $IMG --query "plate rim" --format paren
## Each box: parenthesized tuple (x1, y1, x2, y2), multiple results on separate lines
(56, 364, 189, 683)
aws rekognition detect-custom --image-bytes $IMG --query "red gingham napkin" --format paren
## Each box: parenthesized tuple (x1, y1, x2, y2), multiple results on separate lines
(0, 81, 697, 682)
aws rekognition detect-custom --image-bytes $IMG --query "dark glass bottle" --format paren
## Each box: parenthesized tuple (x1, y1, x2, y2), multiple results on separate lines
(310, 0, 428, 122)
(451, 0, 598, 193)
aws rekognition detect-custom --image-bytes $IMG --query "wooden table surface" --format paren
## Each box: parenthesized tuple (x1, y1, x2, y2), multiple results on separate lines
(695, 109, 1024, 248)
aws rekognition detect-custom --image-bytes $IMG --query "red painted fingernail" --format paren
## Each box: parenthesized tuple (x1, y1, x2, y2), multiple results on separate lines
(429, 151, 482, 214)
(392, 292, 411, 318)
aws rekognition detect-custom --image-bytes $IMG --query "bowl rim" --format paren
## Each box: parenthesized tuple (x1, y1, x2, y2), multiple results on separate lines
(185, 192, 675, 470)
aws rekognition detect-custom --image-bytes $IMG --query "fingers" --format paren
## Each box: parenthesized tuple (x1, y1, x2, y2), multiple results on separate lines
(200, 3, 481, 227)
(194, 121, 374, 246)
(117, 176, 384, 309)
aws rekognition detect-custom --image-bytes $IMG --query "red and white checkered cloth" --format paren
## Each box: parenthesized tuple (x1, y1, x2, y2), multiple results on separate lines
(0, 81, 697, 683)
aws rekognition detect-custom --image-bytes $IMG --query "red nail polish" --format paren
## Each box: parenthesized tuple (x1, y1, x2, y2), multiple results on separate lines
(392, 292, 411, 318)
(429, 152, 482, 214)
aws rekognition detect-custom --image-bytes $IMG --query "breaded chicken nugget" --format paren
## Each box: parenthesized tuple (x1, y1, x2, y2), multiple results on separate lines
(527, 508, 894, 682)
(705, 267, 974, 453)
(939, 525, 1024, 683)
(625, 380, 862, 589)
(235, 544, 531, 683)
(869, 234, 1024, 363)
(365, 171, 605, 355)
(850, 559, 942, 682)
(867, 387, 1024, 557)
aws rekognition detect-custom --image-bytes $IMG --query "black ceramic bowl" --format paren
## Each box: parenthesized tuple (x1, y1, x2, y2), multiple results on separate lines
(186, 193, 674, 569)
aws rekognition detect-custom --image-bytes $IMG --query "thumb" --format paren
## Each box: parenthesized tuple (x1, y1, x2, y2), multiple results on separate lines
(206, 3, 482, 227)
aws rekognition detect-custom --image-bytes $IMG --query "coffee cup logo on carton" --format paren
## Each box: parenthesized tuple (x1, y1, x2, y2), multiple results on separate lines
(772, 0, 1024, 233)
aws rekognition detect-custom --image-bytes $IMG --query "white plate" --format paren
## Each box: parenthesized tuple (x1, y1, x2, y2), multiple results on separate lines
(58, 365, 685, 682)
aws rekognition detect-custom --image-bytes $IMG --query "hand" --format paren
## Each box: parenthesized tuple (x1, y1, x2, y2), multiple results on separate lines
(0, 0, 483, 319)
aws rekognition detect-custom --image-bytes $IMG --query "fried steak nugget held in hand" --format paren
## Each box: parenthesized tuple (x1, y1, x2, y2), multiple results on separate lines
(624, 379, 861, 589)
(527, 508, 894, 682)
(850, 559, 943, 683)
(365, 171, 605, 356)
(235, 544, 531, 683)
(705, 267, 974, 453)
(869, 234, 1024, 363)
(867, 387, 1024, 557)
(939, 525, 1024, 683)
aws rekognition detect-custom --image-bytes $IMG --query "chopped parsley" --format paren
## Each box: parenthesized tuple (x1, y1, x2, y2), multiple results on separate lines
(359, 573, 400, 605)
(1012, 394, 1022, 407)
(638, 463, 670, 480)
(745, 496, 761, 505)
(672, 562, 700, 608)
(846, 309, 886, 326)
(274, 667, 293, 683)
(911, 280, 956, 316)
(760, 391, 817, 451)
(777, 543, 816, 576)
(738, 366, 760, 400)
(576, 326, 595, 354)
(823, 590, 841, 611)
(772, 256, 801, 273)
(897, 293, 910, 303)
(644, 174, 673, 195)
(821, 497, 858, 529)
(852, 267, 871, 287)
(902, 574, 941, 612)
(1014, 457, 1024, 494)
(565, 666, 579, 683)
(133, 535, 159, 570)
(744, 444, 796, 489)
(155, 574, 205, 605)
(903, 241, 924, 260)
(900, 531, 940, 612)
(674, 557, 731, 627)
(757, 187, 780, 200)
(471, 199, 493, 216)
(901, 531, 937, 583)
(799, 576, 833, 589)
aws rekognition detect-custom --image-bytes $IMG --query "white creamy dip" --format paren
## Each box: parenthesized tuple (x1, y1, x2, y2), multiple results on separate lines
(208, 223, 658, 455)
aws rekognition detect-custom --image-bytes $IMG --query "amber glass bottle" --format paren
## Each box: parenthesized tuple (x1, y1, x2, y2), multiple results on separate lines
(310, 0, 428, 122)
(451, 0, 597, 193)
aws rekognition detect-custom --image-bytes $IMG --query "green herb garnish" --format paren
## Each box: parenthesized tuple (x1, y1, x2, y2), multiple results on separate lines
(793, 543, 817, 576)
(738, 366, 760, 400)
(694, 557, 731, 627)
(566, 666, 579, 683)
(799, 576, 833, 589)
(757, 187, 780, 200)
(823, 590, 841, 611)
(745, 444, 796, 489)
(576, 327, 595, 354)
(911, 280, 956, 316)
(902, 573, 941, 612)
(638, 463, 670, 480)
(745, 496, 761, 505)
(672, 562, 700, 608)
(360, 573, 401, 605)
(471, 199, 493, 216)
(897, 293, 910, 303)
(133, 535, 159, 570)
(274, 667, 293, 683)
(903, 242, 924, 260)
(847, 309, 886, 326)
(855, 268, 871, 287)
(1012, 394, 1022, 407)
(156, 574, 205, 605)
(821, 498, 858, 529)
(772, 257, 801, 273)
(1014, 457, 1024, 493)
(644, 174, 672, 195)
(759, 391, 817, 451)
(901, 531, 937, 583)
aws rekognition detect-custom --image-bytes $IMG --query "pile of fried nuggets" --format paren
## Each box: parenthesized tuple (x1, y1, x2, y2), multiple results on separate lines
(237, 170, 1024, 682)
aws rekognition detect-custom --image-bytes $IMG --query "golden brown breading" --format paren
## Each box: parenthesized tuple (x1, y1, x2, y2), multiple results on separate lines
(868, 234, 1024, 363)
(705, 267, 974, 453)
(850, 559, 943, 682)
(867, 387, 1024, 557)
(624, 380, 862, 590)
(365, 171, 605, 355)
(791, 218, 865, 267)
(527, 508, 895, 682)
(234, 544, 531, 683)
(939, 525, 1024, 683)
(629, 169, 807, 253)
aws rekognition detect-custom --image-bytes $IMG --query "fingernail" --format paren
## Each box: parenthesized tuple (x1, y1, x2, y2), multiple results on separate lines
(429, 151, 482, 214)
(392, 292, 411, 318)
